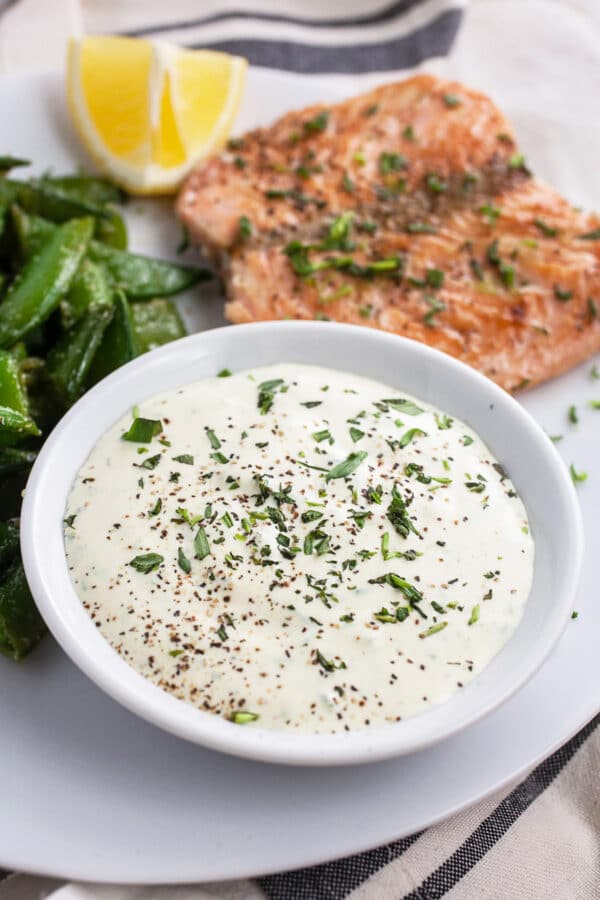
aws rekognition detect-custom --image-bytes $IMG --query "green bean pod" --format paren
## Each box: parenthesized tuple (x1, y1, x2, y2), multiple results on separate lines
(0, 216, 93, 348)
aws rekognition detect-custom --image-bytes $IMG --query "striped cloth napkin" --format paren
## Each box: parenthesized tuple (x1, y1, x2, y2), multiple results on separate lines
(0, 1, 599, 898)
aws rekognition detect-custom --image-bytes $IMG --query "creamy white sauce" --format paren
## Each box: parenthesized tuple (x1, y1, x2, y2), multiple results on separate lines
(64, 364, 534, 733)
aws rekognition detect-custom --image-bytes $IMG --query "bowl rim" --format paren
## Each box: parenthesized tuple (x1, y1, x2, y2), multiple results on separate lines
(20, 320, 584, 766)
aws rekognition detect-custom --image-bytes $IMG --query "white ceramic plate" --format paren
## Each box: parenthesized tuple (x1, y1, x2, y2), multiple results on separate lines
(0, 70, 599, 882)
(20, 322, 582, 766)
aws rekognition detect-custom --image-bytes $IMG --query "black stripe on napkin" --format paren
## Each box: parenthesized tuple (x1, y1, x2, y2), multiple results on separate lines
(259, 831, 422, 900)
(125, 0, 432, 37)
(188, 10, 462, 74)
(402, 713, 600, 900)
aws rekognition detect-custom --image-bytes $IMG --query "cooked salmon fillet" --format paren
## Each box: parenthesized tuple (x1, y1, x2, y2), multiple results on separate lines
(177, 74, 600, 391)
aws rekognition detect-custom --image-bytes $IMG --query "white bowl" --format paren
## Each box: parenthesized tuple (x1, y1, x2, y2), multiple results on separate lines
(20, 322, 583, 766)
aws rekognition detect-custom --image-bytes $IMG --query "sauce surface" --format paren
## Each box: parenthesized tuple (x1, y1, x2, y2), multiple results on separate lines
(64, 364, 534, 732)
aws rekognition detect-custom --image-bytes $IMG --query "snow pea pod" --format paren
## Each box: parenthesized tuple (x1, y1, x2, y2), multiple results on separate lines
(0, 519, 19, 568)
(46, 303, 114, 408)
(40, 174, 125, 208)
(61, 257, 113, 328)
(0, 216, 93, 349)
(13, 208, 209, 299)
(131, 298, 186, 352)
(0, 405, 40, 446)
(87, 290, 136, 386)
(0, 179, 125, 248)
(0, 555, 46, 660)
(0, 348, 29, 415)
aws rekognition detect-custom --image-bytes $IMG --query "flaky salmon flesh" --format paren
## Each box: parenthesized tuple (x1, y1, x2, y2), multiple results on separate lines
(177, 74, 600, 391)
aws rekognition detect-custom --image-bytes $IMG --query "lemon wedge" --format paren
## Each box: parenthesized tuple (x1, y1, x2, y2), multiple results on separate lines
(66, 36, 247, 194)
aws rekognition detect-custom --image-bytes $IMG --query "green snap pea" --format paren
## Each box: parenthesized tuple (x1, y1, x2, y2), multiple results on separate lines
(0, 348, 29, 414)
(14, 209, 209, 299)
(40, 175, 126, 208)
(131, 298, 186, 353)
(0, 156, 30, 175)
(0, 447, 37, 478)
(0, 519, 19, 568)
(87, 290, 136, 386)
(0, 405, 40, 446)
(61, 257, 113, 328)
(0, 179, 125, 248)
(0, 555, 46, 660)
(0, 216, 93, 348)
(46, 303, 114, 408)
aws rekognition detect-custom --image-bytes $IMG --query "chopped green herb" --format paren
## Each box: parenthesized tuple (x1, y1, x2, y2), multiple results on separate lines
(304, 111, 329, 134)
(426, 173, 447, 193)
(217, 368, 232, 377)
(403, 124, 415, 141)
(571, 611, 579, 620)
(468, 604, 480, 626)
(386, 483, 418, 539)
(578, 229, 600, 240)
(379, 152, 408, 175)
(465, 481, 486, 493)
(419, 621, 448, 638)
(138, 453, 162, 470)
(194, 526, 211, 560)
(148, 498, 162, 517)
(129, 552, 163, 574)
(313, 428, 333, 443)
(342, 172, 355, 193)
(325, 450, 368, 481)
(349, 426, 365, 442)
(399, 427, 428, 448)
(569, 464, 588, 484)
(534, 218, 558, 237)
(568, 405, 578, 425)
(443, 94, 461, 107)
(315, 648, 346, 672)
(122, 417, 162, 443)
(229, 710, 259, 724)
(173, 454, 194, 465)
(554, 286, 573, 301)
(177, 547, 191, 574)
(435, 413, 453, 430)
(406, 221, 437, 235)
(64, 514, 76, 529)
(239, 215, 252, 240)
(426, 268, 444, 288)
(258, 378, 286, 414)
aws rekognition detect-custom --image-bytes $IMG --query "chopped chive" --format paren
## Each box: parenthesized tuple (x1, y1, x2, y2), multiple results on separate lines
(122, 417, 162, 443)
(569, 464, 587, 484)
(419, 621, 448, 638)
(443, 94, 461, 107)
(229, 710, 259, 724)
(468, 604, 480, 626)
